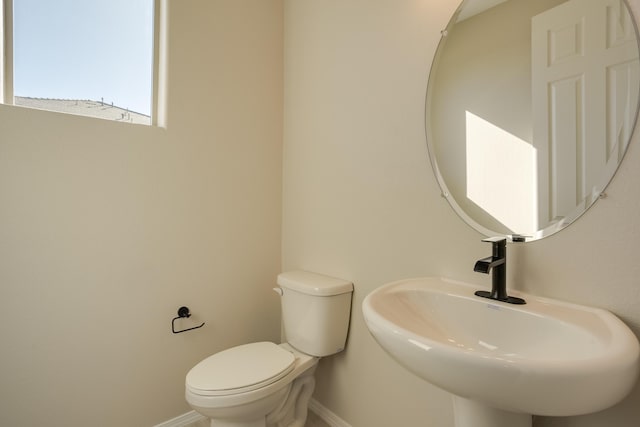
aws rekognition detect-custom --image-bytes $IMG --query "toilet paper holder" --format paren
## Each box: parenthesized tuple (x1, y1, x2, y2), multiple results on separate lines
(172, 306, 205, 334)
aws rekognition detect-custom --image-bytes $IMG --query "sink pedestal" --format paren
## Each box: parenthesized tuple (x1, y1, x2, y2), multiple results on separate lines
(453, 397, 531, 427)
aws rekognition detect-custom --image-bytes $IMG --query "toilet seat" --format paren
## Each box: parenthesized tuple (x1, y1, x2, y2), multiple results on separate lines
(186, 342, 295, 396)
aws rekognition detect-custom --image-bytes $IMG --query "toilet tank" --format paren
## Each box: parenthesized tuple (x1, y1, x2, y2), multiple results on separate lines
(277, 270, 353, 357)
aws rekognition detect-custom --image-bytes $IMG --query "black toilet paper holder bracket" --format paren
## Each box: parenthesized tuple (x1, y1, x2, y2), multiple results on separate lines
(172, 306, 205, 334)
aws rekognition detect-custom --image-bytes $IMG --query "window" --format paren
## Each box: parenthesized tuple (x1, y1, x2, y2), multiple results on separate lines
(1, 0, 160, 125)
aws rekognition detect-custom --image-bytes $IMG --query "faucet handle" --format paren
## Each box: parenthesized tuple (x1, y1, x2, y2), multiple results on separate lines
(481, 236, 507, 244)
(481, 236, 506, 257)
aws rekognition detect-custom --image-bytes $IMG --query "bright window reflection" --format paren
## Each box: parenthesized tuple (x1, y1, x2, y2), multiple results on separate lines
(465, 111, 537, 234)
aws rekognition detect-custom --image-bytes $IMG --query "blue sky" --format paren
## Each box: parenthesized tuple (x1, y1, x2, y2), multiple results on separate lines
(13, 0, 154, 115)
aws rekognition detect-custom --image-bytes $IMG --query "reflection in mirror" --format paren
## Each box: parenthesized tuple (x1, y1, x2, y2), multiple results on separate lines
(426, 0, 640, 241)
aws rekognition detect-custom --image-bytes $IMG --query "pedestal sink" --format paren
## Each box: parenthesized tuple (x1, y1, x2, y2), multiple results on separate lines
(362, 277, 640, 427)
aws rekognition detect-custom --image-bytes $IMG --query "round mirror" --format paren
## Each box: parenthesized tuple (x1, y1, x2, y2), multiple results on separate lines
(426, 0, 640, 241)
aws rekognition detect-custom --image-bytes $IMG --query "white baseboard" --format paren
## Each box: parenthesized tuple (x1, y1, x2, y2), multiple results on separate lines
(155, 399, 349, 427)
(309, 398, 352, 427)
(153, 410, 207, 427)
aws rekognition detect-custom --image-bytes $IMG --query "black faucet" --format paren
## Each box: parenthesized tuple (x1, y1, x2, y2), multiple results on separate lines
(474, 237, 526, 305)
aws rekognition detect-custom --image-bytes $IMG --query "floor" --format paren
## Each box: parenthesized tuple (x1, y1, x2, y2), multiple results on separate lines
(305, 410, 331, 427)
(190, 419, 208, 427)
(187, 410, 330, 427)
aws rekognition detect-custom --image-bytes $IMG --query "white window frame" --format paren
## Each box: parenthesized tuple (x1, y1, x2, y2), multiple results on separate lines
(1, 0, 167, 127)
(1, 0, 14, 104)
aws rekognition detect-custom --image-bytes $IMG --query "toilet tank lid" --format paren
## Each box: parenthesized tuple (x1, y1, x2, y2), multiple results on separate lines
(277, 270, 353, 296)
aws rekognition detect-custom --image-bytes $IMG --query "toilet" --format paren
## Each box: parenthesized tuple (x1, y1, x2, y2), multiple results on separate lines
(185, 270, 354, 427)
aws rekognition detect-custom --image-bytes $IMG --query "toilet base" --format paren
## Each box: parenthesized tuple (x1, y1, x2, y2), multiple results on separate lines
(267, 366, 316, 427)
(195, 371, 316, 427)
(188, 348, 318, 427)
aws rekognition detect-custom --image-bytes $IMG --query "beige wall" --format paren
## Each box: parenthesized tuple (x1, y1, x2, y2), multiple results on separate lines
(283, 1, 640, 427)
(0, 1, 283, 426)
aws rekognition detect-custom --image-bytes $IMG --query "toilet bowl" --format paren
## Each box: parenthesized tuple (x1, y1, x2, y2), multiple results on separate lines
(185, 271, 353, 427)
(186, 342, 318, 427)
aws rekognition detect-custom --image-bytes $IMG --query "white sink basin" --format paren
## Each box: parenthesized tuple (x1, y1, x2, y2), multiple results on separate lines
(362, 277, 640, 418)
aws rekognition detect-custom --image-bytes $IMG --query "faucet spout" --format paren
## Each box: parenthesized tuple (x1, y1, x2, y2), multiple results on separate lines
(473, 237, 525, 305)
(473, 255, 504, 274)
